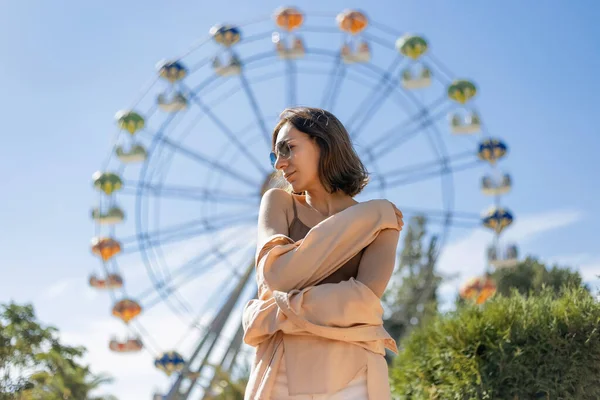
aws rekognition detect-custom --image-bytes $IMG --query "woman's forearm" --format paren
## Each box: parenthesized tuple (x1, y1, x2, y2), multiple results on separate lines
(259, 199, 401, 292)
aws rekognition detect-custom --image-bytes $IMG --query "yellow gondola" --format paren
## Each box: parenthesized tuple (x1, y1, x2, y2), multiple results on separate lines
(396, 34, 428, 60)
(448, 80, 477, 104)
(92, 171, 123, 196)
(115, 110, 145, 135)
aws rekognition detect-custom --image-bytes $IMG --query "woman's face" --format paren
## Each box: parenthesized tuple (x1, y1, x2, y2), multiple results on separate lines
(274, 122, 321, 192)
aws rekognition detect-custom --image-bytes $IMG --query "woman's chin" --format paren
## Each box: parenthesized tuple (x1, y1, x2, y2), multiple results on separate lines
(289, 181, 302, 192)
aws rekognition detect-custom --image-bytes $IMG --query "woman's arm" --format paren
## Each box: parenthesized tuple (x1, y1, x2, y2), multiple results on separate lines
(356, 228, 400, 298)
(256, 189, 402, 292)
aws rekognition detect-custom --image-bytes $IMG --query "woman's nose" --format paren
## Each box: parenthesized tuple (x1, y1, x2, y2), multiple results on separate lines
(274, 154, 288, 170)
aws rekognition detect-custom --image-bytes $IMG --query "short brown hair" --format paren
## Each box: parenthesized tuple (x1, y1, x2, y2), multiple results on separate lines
(271, 107, 370, 197)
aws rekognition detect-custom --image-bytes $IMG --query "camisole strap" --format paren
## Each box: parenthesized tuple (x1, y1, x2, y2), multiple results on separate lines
(291, 194, 298, 220)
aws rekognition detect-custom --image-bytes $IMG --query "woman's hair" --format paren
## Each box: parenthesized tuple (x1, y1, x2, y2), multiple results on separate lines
(271, 106, 370, 197)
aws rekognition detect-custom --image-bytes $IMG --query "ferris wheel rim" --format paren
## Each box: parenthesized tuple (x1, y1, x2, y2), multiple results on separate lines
(128, 45, 467, 314)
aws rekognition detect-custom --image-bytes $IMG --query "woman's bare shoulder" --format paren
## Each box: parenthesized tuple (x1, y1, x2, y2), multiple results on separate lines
(260, 188, 292, 210)
(258, 188, 293, 237)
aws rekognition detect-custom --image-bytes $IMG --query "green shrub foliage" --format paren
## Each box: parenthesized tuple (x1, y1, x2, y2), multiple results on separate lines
(390, 287, 600, 399)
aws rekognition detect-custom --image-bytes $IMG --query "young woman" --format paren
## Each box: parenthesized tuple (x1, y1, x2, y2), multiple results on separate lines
(256, 107, 401, 399)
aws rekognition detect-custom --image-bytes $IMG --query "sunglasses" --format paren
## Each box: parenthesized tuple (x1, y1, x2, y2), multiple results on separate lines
(269, 140, 292, 168)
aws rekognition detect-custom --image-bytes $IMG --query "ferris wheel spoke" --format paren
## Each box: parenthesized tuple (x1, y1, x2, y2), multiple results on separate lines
(422, 53, 454, 85)
(138, 238, 254, 309)
(171, 269, 241, 352)
(238, 72, 271, 146)
(382, 158, 482, 189)
(393, 209, 480, 231)
(355, 89, 449, 159)
(186, 55, 214, 76)
(362, 31, 397, 50)
(319, 56, 340, 108)
(153, 211, 256, 245)
(399, 206, 480, 221)
(327, 65, 347, 112)
(122, 216, 257, 255)
(119, 211, 246, 248)
(182, 83, 271, 176)
(137, 250, 222, 306)
(129, 320, 163, 356)
(366, 101, 453, 159)
(139, 132, 261, 189)
(350, 79, 396, 141)
(285, 60, 298, 106)
(142, 245, 253, 312)
(366, 151, 482, 190)
(346, 57, 403, 137)
(134, 223, 253, 318)
(319, 56, 345, 111)
(119, 210, 257, 253)
(121, 180, 258, 203)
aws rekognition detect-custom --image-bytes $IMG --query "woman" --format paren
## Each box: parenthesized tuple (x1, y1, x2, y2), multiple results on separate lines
(250, 107, 402, 399)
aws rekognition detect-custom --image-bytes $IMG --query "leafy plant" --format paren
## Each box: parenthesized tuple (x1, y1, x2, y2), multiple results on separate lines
(390, 286, 600, 399)
(0, 302, 116, 400)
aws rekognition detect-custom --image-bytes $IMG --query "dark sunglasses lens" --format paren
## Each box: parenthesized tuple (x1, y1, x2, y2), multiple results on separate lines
(269, 152, 277, 167)
(277, 141, 291, 158)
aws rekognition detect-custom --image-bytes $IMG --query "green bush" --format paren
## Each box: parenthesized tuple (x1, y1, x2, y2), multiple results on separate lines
(390, 286, 600, 399)
(492, 256, 587, 299)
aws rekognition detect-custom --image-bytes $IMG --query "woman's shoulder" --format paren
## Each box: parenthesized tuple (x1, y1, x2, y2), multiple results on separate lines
(261, 187, 294, 206)
(260, 188, 294, 221)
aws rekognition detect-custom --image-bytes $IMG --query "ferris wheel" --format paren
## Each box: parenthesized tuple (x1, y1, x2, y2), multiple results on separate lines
(88, 7, 516, 399)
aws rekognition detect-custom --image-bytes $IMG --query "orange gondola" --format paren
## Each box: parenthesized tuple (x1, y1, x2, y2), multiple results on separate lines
(112, 299, 142, 323)
(460, 275, 497, 305)
(336, 10, 368, 34)
(90, 237, 121, 262)
(274, 7, 304, 31)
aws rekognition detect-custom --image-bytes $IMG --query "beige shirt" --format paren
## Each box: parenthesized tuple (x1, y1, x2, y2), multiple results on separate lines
(242, 199, 403, 399)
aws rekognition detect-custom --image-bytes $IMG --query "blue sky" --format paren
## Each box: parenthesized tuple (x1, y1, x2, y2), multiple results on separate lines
(1, 1, 599, 399)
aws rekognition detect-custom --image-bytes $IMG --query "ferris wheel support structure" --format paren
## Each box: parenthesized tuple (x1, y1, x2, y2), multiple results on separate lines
(165, 262, 255, 400)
